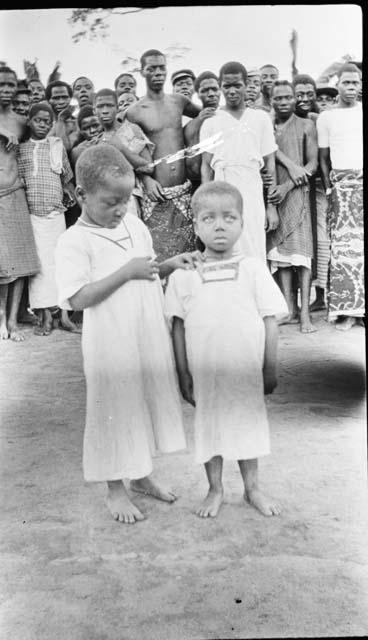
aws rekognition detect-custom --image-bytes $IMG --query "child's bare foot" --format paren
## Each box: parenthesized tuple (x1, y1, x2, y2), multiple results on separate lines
(335, 316, 356, 331)
(245, 488, 281, 516)
(8, 323, 25, 341)
(196, 488, 224, 518)
(130, 475, 177, 502)
(106, 481, 145, 524)
(300, 314, 317, 333)
(34, 310, 53, 336)
(60, 310, 82, 333)
(0, 323, 8, 340)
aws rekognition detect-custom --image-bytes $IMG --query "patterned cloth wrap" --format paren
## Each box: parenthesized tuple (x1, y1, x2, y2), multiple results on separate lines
(0, 180, 40, 283)
(140, 179, 196, 262)
(327, 169, 364, 319)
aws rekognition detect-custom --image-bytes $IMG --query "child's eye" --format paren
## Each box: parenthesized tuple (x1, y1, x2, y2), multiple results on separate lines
(224, 214, 236, 222)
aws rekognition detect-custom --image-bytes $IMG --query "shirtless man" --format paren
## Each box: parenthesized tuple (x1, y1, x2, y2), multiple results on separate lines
(183, 71, 220, 189)
(0, 67, 39, 340)
(126, 49, 200, 260)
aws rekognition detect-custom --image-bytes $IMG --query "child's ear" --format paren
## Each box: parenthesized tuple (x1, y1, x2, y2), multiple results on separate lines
(75, 185, 86, 204)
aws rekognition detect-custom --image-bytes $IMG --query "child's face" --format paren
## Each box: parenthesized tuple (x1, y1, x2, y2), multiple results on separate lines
(28, 110, 53, 139)
(194, 194, 243, 256)
(77, 173, 135, 229)
(80, 115, 102, 141)
(95, 95, 117, 128)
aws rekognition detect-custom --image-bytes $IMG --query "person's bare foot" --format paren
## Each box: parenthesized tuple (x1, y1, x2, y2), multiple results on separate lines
(106, 481, 145, 524)
(196, 488, 224, 518)
(309, 299, 326, 312)
(130, 475, 177, 502)
(0, 322, 8, 340)
(335, 316, 357, 331)
(245, 488, 281, 516)
(8, 323, 25, 341)
(300, 315, 317, 333)
(34, 320, 53, 336)
(60, 310, 82, 333)
(278, 313, 299, 326)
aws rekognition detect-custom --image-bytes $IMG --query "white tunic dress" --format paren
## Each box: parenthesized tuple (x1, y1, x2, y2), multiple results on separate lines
(200, 109, 278, 261)
(55, 214, 186, 482)
(165, 255, 288, 464)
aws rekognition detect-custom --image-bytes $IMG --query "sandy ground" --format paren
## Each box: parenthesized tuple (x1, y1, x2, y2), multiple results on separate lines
(0, 310, 367, 640)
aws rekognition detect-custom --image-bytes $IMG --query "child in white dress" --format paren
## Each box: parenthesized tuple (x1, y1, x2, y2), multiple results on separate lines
(165, 181, 288, 518)
(55, 144, 196, 524)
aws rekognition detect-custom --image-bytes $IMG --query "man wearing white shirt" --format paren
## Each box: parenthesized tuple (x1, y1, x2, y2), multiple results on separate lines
(317, 63, 363, 331)
(200, 61, 278, 261)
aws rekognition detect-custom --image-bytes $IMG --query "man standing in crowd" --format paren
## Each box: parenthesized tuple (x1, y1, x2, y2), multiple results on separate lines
(183, 71, 220, 190)
(171, 69, 196, 99)
(310, 83, 338, 313)
(12, 82, 32, 117)
(72, 76, 95, 110)
(126, 49, 200, 261)
(317, 63, 363, 331)
(293, 74, 319, 122)
(267, 81, 318, 333)
(28, 78, 45, 104)
(200, 61, 278, 261)
(46, 79, 78, 151)
(260, 63, 279, 111)
(0, 66, 39, 340)
(244, 68, 262, 107)
(114, 73, 137, 97)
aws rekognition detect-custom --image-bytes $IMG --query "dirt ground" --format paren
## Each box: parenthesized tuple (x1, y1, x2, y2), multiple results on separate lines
(0, 309, 367, 640)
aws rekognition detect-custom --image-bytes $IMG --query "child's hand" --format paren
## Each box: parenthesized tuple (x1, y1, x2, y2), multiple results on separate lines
(167, 251, 205, 272)
(263, 370, 277, 395)
(125, 257, 159, 281)
(179, 370, 195, 406)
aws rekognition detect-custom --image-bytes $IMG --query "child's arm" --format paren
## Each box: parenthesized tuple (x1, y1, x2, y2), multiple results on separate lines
(158, 252, 203, 279)
(172, 316, 195, 406)
(68, 256, 158, 311)
(263, 315, 278, 395)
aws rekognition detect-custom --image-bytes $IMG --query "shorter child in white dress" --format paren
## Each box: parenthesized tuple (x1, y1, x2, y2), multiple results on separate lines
(165, 181, 288, 518)
(55, 144, 196, 524)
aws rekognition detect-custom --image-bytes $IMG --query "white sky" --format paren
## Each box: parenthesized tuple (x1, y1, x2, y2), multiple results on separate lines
(0, 5, 362, 95)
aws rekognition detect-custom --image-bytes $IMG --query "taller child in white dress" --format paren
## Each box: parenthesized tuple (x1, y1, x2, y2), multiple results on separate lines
(165, 182, 288, 518)
(55, 144, 197, 524)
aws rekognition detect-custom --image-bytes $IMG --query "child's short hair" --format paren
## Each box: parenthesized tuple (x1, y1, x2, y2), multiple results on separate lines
(114, 73, 137, 90)
(192, 181, 243, 217)
(76, 144, 134, 194)
(28, 101, 54, 121)
(77, 105, 95, 129)
(94, 88, 117, 104)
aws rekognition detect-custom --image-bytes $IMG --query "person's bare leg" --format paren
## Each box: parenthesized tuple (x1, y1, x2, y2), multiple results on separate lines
(60, 308, 82, 333)
(335, 316, 357, 331)
(278, 267, 299, 324)
(7, 278, 26, 341)
(0, 284, 9, 340)
(239, 458, 280, 516)
(34, 308, 53, 336)
(196, 455, 224, 518)
(310, 285, 326, 312)
(299, 267, 317, 333)
(106, 480, 145, 523)
(130, 473, 177, 502)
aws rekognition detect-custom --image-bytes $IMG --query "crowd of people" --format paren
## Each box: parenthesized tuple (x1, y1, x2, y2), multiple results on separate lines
(0, 49, 363, 522)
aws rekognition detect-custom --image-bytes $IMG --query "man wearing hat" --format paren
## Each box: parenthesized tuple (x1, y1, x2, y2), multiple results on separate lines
(171, 69, 196, 99)
(315, 84, 338, 113)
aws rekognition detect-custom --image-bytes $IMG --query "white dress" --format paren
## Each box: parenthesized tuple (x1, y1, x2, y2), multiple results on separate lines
(55, 214, 186, 482)
(200, 109, 278, 261)
(165, 255, 288, 464)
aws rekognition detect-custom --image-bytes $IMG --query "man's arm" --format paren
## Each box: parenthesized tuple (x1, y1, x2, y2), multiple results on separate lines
(201, 151, 214, 183)
(318, 148, 332, 191)
(181, 95, 201, 119)
(263, 152, 279, 231)
(303, 121, 318, 176)
(104, 133, 153, 174)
